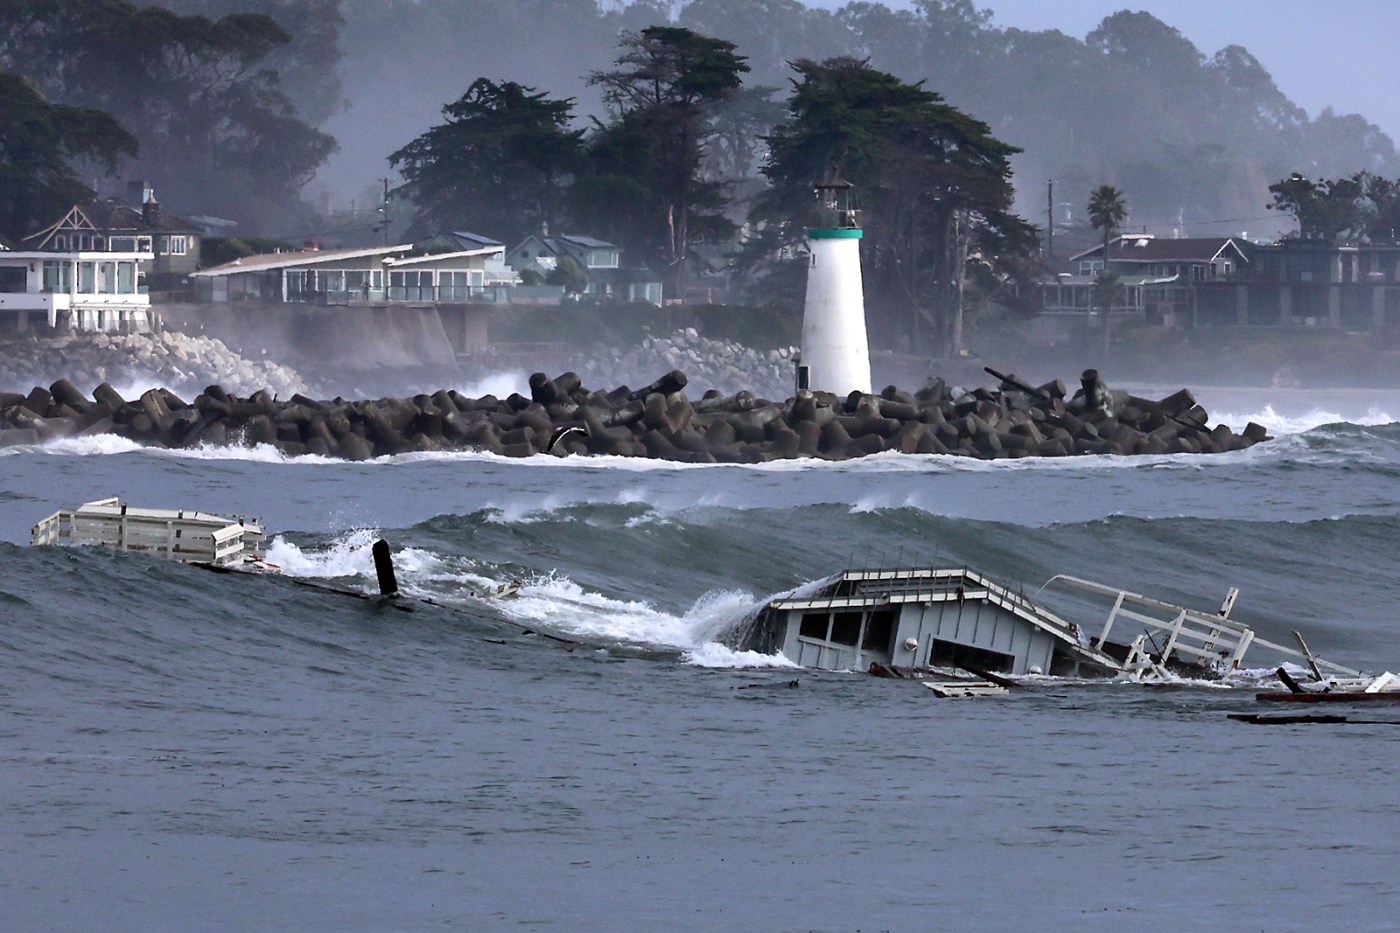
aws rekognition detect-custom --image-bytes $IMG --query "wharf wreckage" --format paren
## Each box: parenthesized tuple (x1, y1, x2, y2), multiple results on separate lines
(744, 565, 1393, 698)
(0, 367, 1268, 463)
(32, 496, 273, 570)
(32, 496, 1392, 702)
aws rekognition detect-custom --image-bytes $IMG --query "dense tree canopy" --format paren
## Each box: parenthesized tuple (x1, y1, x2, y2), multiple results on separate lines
(0, 0, 335, 232)
(390, 78, 583, 243)
(0, 71, 138, 243)
(753, 57, 1034, 355)
(329, 1, 1400, 241)
(1267, 171, 1400, 242)
(577, 26, 749, 297)
(152, 0, 346, 126)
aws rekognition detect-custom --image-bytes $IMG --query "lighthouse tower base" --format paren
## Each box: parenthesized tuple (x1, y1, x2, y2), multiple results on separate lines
(800, 230, 871, 397)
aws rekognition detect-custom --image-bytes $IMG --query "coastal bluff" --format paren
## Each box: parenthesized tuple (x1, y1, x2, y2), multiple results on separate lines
(0, 369, 1269, 462)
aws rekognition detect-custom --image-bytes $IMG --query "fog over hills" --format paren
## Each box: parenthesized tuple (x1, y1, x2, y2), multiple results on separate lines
(268, 0, 1393, 240)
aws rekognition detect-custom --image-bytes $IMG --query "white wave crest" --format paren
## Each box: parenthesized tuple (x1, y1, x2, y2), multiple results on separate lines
(1210, 404, 1395, 436)
(683, 643, 800, 668)
(34, 434, 146, 456)
(264, 528, 382, 578)
(498, 575, 762, 650)
(266, 528, 784, 665)
(454, 370, 529, 400)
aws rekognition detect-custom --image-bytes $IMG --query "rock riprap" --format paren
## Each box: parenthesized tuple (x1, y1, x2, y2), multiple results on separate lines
(0, 332, 308, 400)
(0, 368, 1270, 461)
(570, 329, 797, 400)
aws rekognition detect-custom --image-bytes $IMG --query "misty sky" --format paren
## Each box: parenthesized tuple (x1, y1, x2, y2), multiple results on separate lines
(806, 0, 1400, 144)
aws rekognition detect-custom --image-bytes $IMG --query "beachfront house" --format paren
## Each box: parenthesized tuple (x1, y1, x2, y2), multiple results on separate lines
(191, 239, 513, 305)
(189, 238, 527, 359)
(506, 233, 662, 305)
(0, 241, 154, 335)
(22, 183, 202, 287)
(1041, 235, 1250, 327)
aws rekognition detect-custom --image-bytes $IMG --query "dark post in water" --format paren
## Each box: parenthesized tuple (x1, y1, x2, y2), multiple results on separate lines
(372, 539, 399, 597)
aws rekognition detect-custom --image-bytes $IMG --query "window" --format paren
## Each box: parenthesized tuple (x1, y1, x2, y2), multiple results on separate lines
(0, 267, 25, 293)
(169, 236, 187, 256)
(440, 270, 469, 300)
(96, 261, 116, 294)
(54, 235, 67, 251)
(862, 610, 895, 652)
(286, 270, 309, 299)
(930, 638, 1015, 674)
(78, 262, 95, 293)
(137, 236, 152, 252)
(42, 260, 71, 293)
(388, 269, 433, 300)
(798, 613, 828, 640)
(110, 236, 136, 253)
(157, 236, 169, 252)
(117, 262, 135, 294)
(830, 611, 863, 646)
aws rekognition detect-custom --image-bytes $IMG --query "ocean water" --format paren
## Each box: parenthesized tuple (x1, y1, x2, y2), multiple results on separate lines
(2, 385, 1399, 930)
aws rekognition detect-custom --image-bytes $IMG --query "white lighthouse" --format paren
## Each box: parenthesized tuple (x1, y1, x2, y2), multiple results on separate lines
(797, 169, 871, 396)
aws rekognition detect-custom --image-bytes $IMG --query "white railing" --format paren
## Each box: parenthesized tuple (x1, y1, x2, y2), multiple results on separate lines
(31, 496, 263, 567)
(1039, 575, 1360, 677)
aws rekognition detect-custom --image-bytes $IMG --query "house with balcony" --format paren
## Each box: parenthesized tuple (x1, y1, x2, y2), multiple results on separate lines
(1222, 239, 1400, 331)
(1044, 235, 1251, 328)
(191, 238, 518, 305)
(22, 183, 202, 287)
(189, 238, 534, 359)
(0, 243, 154, 334)
(506, 233, 662, 305)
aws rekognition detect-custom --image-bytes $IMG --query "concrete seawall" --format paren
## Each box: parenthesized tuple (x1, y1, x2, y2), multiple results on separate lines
(157, 302, 462, 373)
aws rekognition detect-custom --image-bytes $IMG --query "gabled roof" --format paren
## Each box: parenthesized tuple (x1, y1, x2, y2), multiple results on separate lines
(509, 234, 619, 258)
(448, 231, 503, 249)
(1070, 235, 1249, 265)
(23, 200, 203, 248)
(192, 244, 415, 277)
(556, 234, 616, 250)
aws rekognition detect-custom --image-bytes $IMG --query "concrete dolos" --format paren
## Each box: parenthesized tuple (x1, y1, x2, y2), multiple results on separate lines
(0, 368, 1271, 462)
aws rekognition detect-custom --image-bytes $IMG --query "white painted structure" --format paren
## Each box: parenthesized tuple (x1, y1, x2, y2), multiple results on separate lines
(0, 249, 154, 334)
(191, 242, 521, 304)
(32, 496, 267, 567)
(798, 177, 871, 396)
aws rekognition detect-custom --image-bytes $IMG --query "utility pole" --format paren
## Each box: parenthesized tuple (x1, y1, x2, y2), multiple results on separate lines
(373, 178, 391, 246)
(1046, 179, 1055, 259)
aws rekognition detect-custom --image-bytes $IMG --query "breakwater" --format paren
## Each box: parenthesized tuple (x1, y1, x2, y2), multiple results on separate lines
(0, 368, 1267, 461)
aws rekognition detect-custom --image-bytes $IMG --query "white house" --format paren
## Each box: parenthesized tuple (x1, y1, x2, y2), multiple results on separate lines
(191, 241, 511, 304)
(0, 245, 154, 334)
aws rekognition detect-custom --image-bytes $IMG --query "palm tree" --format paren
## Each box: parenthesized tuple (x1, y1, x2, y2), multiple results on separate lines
(1088, 184, 1128, 357)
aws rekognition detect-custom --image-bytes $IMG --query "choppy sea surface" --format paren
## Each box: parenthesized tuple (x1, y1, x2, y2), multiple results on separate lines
(2, 385, 1399, 931)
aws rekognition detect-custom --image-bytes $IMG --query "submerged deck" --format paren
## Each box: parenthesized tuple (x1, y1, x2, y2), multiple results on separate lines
(32, 496, 265, 567)
(750, 566, 1362, 681)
